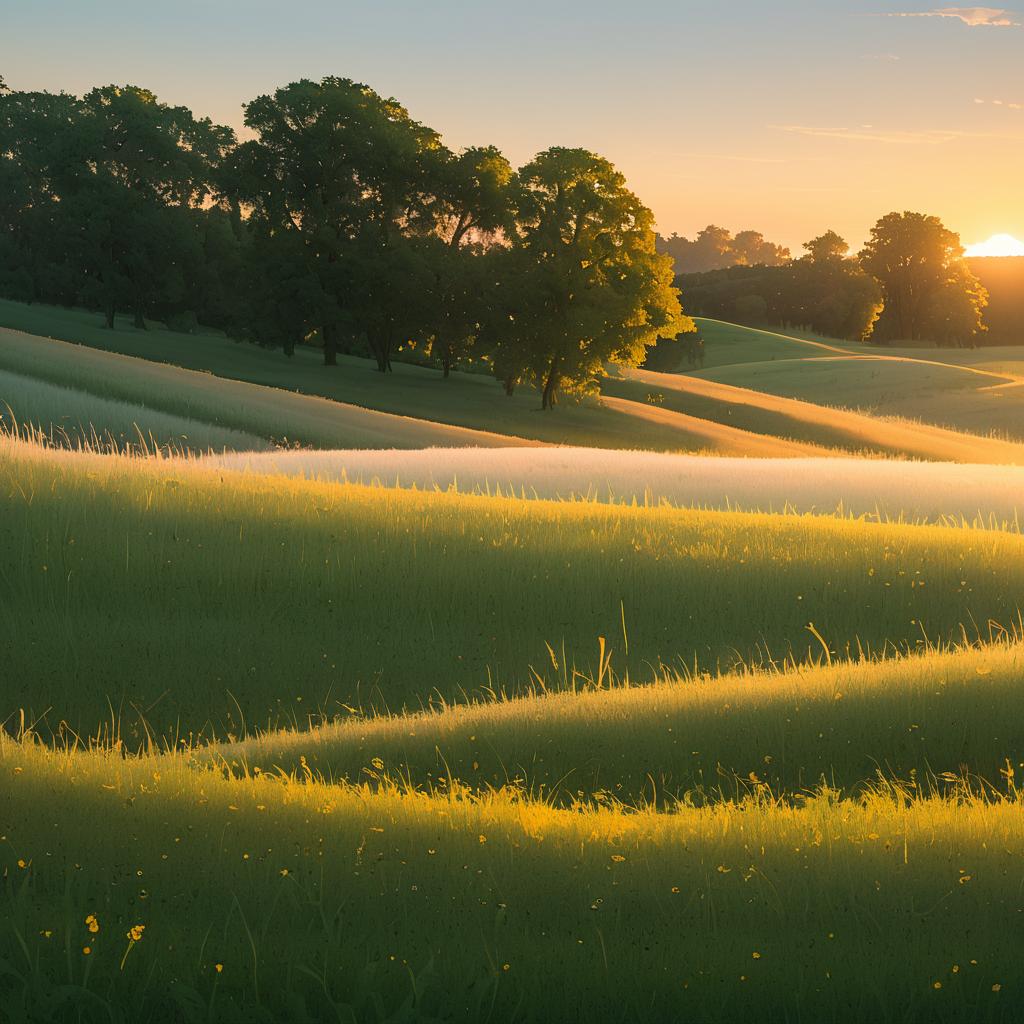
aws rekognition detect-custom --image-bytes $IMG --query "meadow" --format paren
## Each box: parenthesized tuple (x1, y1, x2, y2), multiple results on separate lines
(4, 737, 1022, 1023)
(0, 304, 797, 454)
(0, 367, 270, 454)
(691, 320, 1024, 443)
(6, 436, 1024, 744)
(5, 307, 1024, 1022)
(206, 445, 1024, 525)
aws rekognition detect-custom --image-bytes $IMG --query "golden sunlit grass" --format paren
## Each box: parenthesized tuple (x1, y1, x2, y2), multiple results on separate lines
(220, 641, 1024, 806)
(0, 319, 535, 451)
(692, 321, 1024, 445)
(207, 444, 1024, 527)
(0, 304, 819, 455)
(6, 434, 1024, 742)
(2, 734, 1022, 1020)
(608, 361, 1024, 463)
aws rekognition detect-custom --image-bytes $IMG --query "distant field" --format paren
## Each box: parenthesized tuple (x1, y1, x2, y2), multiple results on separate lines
(687, 319, 1024, 442)
(207, 446, 1024, 526)
(6, 436, 1024, 742)
(0, 325, 538, 451)
(605, 364, 1024, 463)
(692, 318, 853, 368)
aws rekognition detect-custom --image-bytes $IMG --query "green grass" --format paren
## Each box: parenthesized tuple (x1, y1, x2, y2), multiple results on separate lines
(5, 436, 1024, 745)
(225, 643, 1024, 806)
(0, 322, 532, 451)
(0, 300, 786, 453)
(692, 318, 854, 368)
(7, 432, 1024, 1020)
(4, 738, 1024, 1023)
(0, 367, 269, 454)
(687, 322, 1024, 443)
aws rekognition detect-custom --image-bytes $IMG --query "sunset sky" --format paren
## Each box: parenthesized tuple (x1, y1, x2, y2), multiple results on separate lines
(3, 0, 1022, 252)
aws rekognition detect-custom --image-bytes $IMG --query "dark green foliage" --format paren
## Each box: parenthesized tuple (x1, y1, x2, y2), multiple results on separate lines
(2, 76, 689, 403)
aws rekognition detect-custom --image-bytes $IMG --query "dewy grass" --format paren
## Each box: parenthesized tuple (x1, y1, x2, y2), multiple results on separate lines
(4, 436, 1024, 743)
(2, 736, 1022, 1023)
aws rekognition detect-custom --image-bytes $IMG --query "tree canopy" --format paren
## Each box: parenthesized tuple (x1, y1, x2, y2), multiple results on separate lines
(859, 211, 987, 345)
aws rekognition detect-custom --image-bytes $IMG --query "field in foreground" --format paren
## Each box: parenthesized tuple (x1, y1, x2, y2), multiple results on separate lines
(5, 425, 1024, 1021)
(4, 734, 1024, 1023)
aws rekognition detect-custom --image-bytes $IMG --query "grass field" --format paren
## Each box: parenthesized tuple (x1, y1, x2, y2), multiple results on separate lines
(692, 320, 1024, 443)
(0, 302, 816, 454)
(5, 736, 1023, 1022)
(5, 435, 1024, 742)
(206, 446, 1024, 526)
(225, 641, 1024, 804)
(0, 367, 270, 454)
(7, 302, 1024, 1021)
(0, 324, 537, 452)
(605, 365, 1024, 463)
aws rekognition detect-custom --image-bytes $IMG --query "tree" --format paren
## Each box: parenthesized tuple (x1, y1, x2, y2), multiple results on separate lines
(657, 225, 789, 274)
(227, 77, 446, 368)
(787, 231, 883, 341)
(803, 230, 849, 264)
(502, 148, 690, 409)
(426, 146, 514, 376)
(859, 211, 986, 345)
(731, 230, 790, 268)
(70, 85, 233, 328)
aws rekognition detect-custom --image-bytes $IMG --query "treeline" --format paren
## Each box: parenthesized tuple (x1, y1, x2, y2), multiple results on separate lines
(0, 76, 687, 407)
(681, 218, 989, 347)
(657, 225, 790, 275)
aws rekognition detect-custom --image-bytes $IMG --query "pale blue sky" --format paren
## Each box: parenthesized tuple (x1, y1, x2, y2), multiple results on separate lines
(2, 1, 1022, 250)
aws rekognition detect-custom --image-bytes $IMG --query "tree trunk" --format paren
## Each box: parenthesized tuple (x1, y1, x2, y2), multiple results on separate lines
(541, 360, 561, 410)
(370, 328, 393, 373)
(322, 323, 338, 366)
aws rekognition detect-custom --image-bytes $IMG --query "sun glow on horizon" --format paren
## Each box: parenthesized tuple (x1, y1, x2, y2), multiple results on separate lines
(964, 233, 1024, 258)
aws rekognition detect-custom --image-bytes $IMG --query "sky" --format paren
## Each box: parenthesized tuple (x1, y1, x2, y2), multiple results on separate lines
(2, 0, 1022, 253)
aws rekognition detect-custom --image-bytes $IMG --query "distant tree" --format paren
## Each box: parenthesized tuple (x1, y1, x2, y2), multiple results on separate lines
(0, 87, 85, 304)
(75, 86, 233, 328)
(787, 231, 883, 341)
(502, 148, 690, 409)
(803, 230, 849, 263)
(731, 230, 790, 268)
(859, 212, 987, 345)
(657, 225, 789, 274)
(643, 328, 704, 371)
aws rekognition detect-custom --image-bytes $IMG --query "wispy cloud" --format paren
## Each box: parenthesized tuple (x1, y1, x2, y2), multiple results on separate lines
(880, 7, 1020, 27)
(975, 97, 1024, 108)
(773, 124, 975, 144)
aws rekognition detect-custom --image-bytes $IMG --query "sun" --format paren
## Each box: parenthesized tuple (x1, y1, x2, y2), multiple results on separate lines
(964, 233, 1024, 258)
